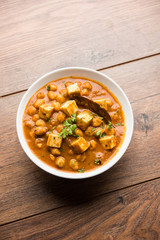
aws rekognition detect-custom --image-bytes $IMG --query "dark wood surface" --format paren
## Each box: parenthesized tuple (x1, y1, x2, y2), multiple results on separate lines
(0, 0, 160, 239)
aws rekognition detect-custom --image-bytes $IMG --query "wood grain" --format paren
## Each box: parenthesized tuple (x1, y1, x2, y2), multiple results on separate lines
(1, 0, 160, 96)
(1, 178, 160, 240)
(1, 56, 160, 225)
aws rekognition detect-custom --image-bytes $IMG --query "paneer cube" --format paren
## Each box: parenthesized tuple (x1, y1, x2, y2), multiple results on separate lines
(71, 137, 89, 154)
(99, 135, 116, 149)
(76, 110, 93, 130)
(67, 83, 80, 97)
(39, 104, 54, 120)
(94, 98, 113, 110)
(60, 100, 78, 116)
(47, 133, 62, 148)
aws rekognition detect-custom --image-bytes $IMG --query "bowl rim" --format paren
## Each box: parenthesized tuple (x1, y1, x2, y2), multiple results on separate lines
(16, 67, 134, 179)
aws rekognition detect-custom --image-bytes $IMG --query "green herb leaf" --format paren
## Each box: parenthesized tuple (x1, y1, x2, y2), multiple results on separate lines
(60, 148, 64, 152)
(78, 168, 85, 173)
(116, 122, 122, 126)
(91, 128, 96, 132)
(58, 123, 77, 139)
(70, 112, 77, 123)
(46, 117, 50, 122)
(62, 81, 66, 85)
(96, 129, 101, 137)
(73, 134, 80, 138)
(46, 85, 50, 91)
(94, 159, 101, 165)
(108, 121, 112, 130)
(100, 133, 106, 138)
(101, 121, 105, 129)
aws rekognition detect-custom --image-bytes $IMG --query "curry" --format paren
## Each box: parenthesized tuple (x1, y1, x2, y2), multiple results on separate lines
(23, 77, 125, 173)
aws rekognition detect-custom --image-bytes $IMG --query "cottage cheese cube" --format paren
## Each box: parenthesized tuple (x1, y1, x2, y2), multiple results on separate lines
(99, 135, 116, 149)
(47, 133, 62, 148)
(67, 83, 80, 97)
(94, 98, 113, 110)
(60, 100, 78, 116)
(71, 137, 89, 154)
(39, 104, 54, 120)
(76, 110, 93, 130)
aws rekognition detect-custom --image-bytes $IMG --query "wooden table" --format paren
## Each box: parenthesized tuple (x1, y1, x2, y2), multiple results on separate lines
(0, 1, 160, 239)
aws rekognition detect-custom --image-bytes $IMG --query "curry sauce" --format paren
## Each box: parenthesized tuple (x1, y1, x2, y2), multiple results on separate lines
(23, 77, 125, 173)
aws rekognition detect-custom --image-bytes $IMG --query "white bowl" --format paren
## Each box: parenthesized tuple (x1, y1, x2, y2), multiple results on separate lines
(17, 67, 134, 179)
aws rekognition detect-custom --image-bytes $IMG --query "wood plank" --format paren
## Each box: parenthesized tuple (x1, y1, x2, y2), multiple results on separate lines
(1, 0, 160, 96)
(1, 178, 160, 240)
(1, 55, 160, 225)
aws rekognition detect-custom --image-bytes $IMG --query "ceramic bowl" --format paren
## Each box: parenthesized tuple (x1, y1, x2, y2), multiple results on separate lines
(17, 67, 134, 179)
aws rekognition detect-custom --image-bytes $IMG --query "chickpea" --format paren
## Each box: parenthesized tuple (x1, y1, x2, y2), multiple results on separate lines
(29, 128, 35, 139)
(32, 114, 40, 122)
(35, 119, 46, 126)
(89, 140, 97, 150)
(56, 94, 65, 103)
(49, 84, 57, 91)
(69, 159, 79, 170)
(82, 82, 92, 90)
(110, 112, 119, 121)
(25, 120, 35, 128)
(75, 128, 83, 137)
(59, 89, 68, 98)
(76, 153, 86, 162)
(92, 117, 102, 127)
(49, 154, 56, 161)
(81, 88, 89, 96)
(36, 92, 45, 99)
(105, 126, 115, 136)
(56, 124, 63, 133)
(85, 126, 95, 136)
(34, 126, 47, 135)
(51, 148, 61, 156)
(57, 112, 66, 123)
(50, 118, 56, 126)
(75, 82, 82, 87)
(56, 157, 65, 168)
(28, 106, 37, 116)
(65, 82, 73, 88)
(52, 101, 61, 111)
(47, 91, 56, 100)
(33, 99, 45, 109)
(68, 149, 74, 155)
(106, 99, 113, 108)
(35, 138, 43, 149)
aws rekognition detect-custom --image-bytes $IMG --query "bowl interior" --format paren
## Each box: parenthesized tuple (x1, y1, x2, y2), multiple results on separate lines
(17, 67, 134, 179)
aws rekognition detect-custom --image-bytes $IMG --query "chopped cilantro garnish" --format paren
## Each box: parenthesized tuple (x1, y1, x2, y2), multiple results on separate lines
(70, 112, 77, 123)
(94, 129, 105, 138)
(101, 121, 105, 129)
(116, 122, 122, 126)
(59, 124, 77, 139)
(46, 117, 50, 122)
(74, 134, 80, 138)
(100, 133, 106, 138)
(59, 113, 78, 139)
(91, 128, 96, 132)
(94, 159, 101, 165)
(78, 168, 85, 173)
(108, 121, 112, 130)
(60, 148, 64, 152)
(95, 129, 101, 137)
(46, 85, 50, 91)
